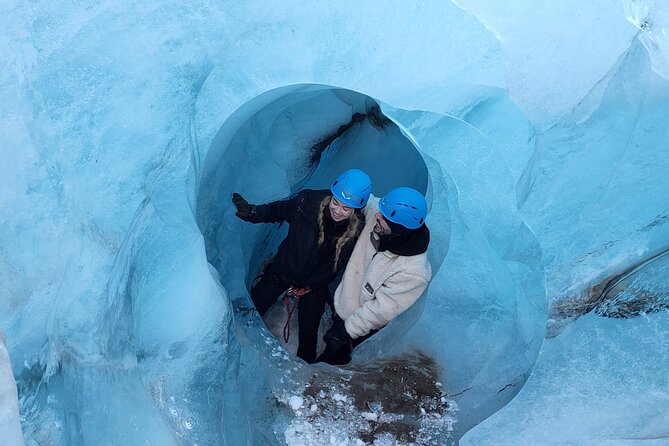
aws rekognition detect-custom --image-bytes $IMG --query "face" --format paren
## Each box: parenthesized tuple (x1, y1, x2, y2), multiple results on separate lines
(329, 196, 354, 222)
(373, 212, 392, 235)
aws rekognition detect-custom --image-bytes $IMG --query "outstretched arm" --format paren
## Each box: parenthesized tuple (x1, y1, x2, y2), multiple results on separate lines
(232, 193, 255, 220)
(232, 191, 301, 224)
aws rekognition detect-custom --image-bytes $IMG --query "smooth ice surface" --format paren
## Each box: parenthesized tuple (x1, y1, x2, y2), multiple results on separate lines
(454, 0, 637, 128)
(461, 313, 669, 446)
(2, 0, 669, 445)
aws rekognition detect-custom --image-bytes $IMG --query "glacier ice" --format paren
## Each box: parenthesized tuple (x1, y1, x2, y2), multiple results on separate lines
(193, 79, 544, 442)
(461, 313, 669, 446)
(625, 0, 669, 81)
(454, 0, 638, 129)
(462, 31, 669, 446)
(1, 0, 669, 445)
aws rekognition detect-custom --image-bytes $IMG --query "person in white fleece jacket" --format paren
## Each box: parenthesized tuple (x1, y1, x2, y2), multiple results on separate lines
(317, 187, 432, 365)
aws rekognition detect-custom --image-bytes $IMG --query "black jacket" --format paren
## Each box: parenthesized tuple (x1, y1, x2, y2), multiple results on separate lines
(249, 189, 364, 287)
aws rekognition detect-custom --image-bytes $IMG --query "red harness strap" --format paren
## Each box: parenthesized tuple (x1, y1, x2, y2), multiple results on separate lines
(282, 286, 311, 343)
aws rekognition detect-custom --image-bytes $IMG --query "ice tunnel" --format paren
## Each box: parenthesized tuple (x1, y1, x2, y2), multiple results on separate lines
(196, 85, 431, 298)
(1, 78, 548, 445)
(191, 79, 546, 443)
(7, 1, 669, 445)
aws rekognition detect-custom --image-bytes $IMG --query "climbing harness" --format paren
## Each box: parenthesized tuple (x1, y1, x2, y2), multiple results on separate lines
(282, 286, 311, 343)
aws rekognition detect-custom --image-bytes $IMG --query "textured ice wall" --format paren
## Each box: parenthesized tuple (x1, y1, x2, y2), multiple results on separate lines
(454, 0, 637, 128)
(2, 0, 668, 444)
(193, 2, 548, 434)
(1, 0, 237, 443)
(461, 25, 669, 446)
(1, 1, 514, 443)
(625, 0, 669, 81)
(462, 313, 669, 445)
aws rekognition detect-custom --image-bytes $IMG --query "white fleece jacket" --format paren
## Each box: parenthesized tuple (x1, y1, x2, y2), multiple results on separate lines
(333, 197, 432, 339)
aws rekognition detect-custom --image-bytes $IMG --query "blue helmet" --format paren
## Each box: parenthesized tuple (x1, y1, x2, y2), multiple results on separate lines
(330, 169, 372, 209)
(379, 187, 428, 230)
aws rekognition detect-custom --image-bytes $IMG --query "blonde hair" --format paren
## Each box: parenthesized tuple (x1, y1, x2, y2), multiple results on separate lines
(317, 196, 361, 271)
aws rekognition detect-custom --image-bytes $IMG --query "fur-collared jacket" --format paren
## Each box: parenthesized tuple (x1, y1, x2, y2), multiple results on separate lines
(333, 196, 432, 339)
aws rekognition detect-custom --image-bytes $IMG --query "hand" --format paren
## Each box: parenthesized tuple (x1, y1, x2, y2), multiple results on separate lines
(232, 193, 254, 221)
(317, 317, 353, 365)
(325, 316, 351, 345)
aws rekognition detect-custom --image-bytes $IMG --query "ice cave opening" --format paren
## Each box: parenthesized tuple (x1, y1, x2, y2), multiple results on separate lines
(196, 84, 432, 359)
(190, 77, 547, 444)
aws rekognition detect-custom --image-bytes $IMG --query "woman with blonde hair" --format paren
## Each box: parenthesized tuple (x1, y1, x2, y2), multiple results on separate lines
(232, 169, 372, 363)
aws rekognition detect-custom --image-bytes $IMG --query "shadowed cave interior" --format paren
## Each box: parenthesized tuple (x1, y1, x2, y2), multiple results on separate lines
(196, 85, 432, 359)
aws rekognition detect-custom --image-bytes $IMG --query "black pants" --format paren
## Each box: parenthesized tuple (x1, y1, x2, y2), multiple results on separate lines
(250, 271, 328, 364)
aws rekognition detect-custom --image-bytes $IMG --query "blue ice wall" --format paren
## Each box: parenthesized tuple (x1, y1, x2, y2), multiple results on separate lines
(193, 80, 543, 443)
(1, 0, 668, 445)
(462, 32, 669, 446)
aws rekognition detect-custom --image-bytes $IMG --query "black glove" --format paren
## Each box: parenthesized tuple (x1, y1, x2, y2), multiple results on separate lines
(318, 317, 353, 366)
(324, 316, 351, 346)
(232, 193, 255, 221)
